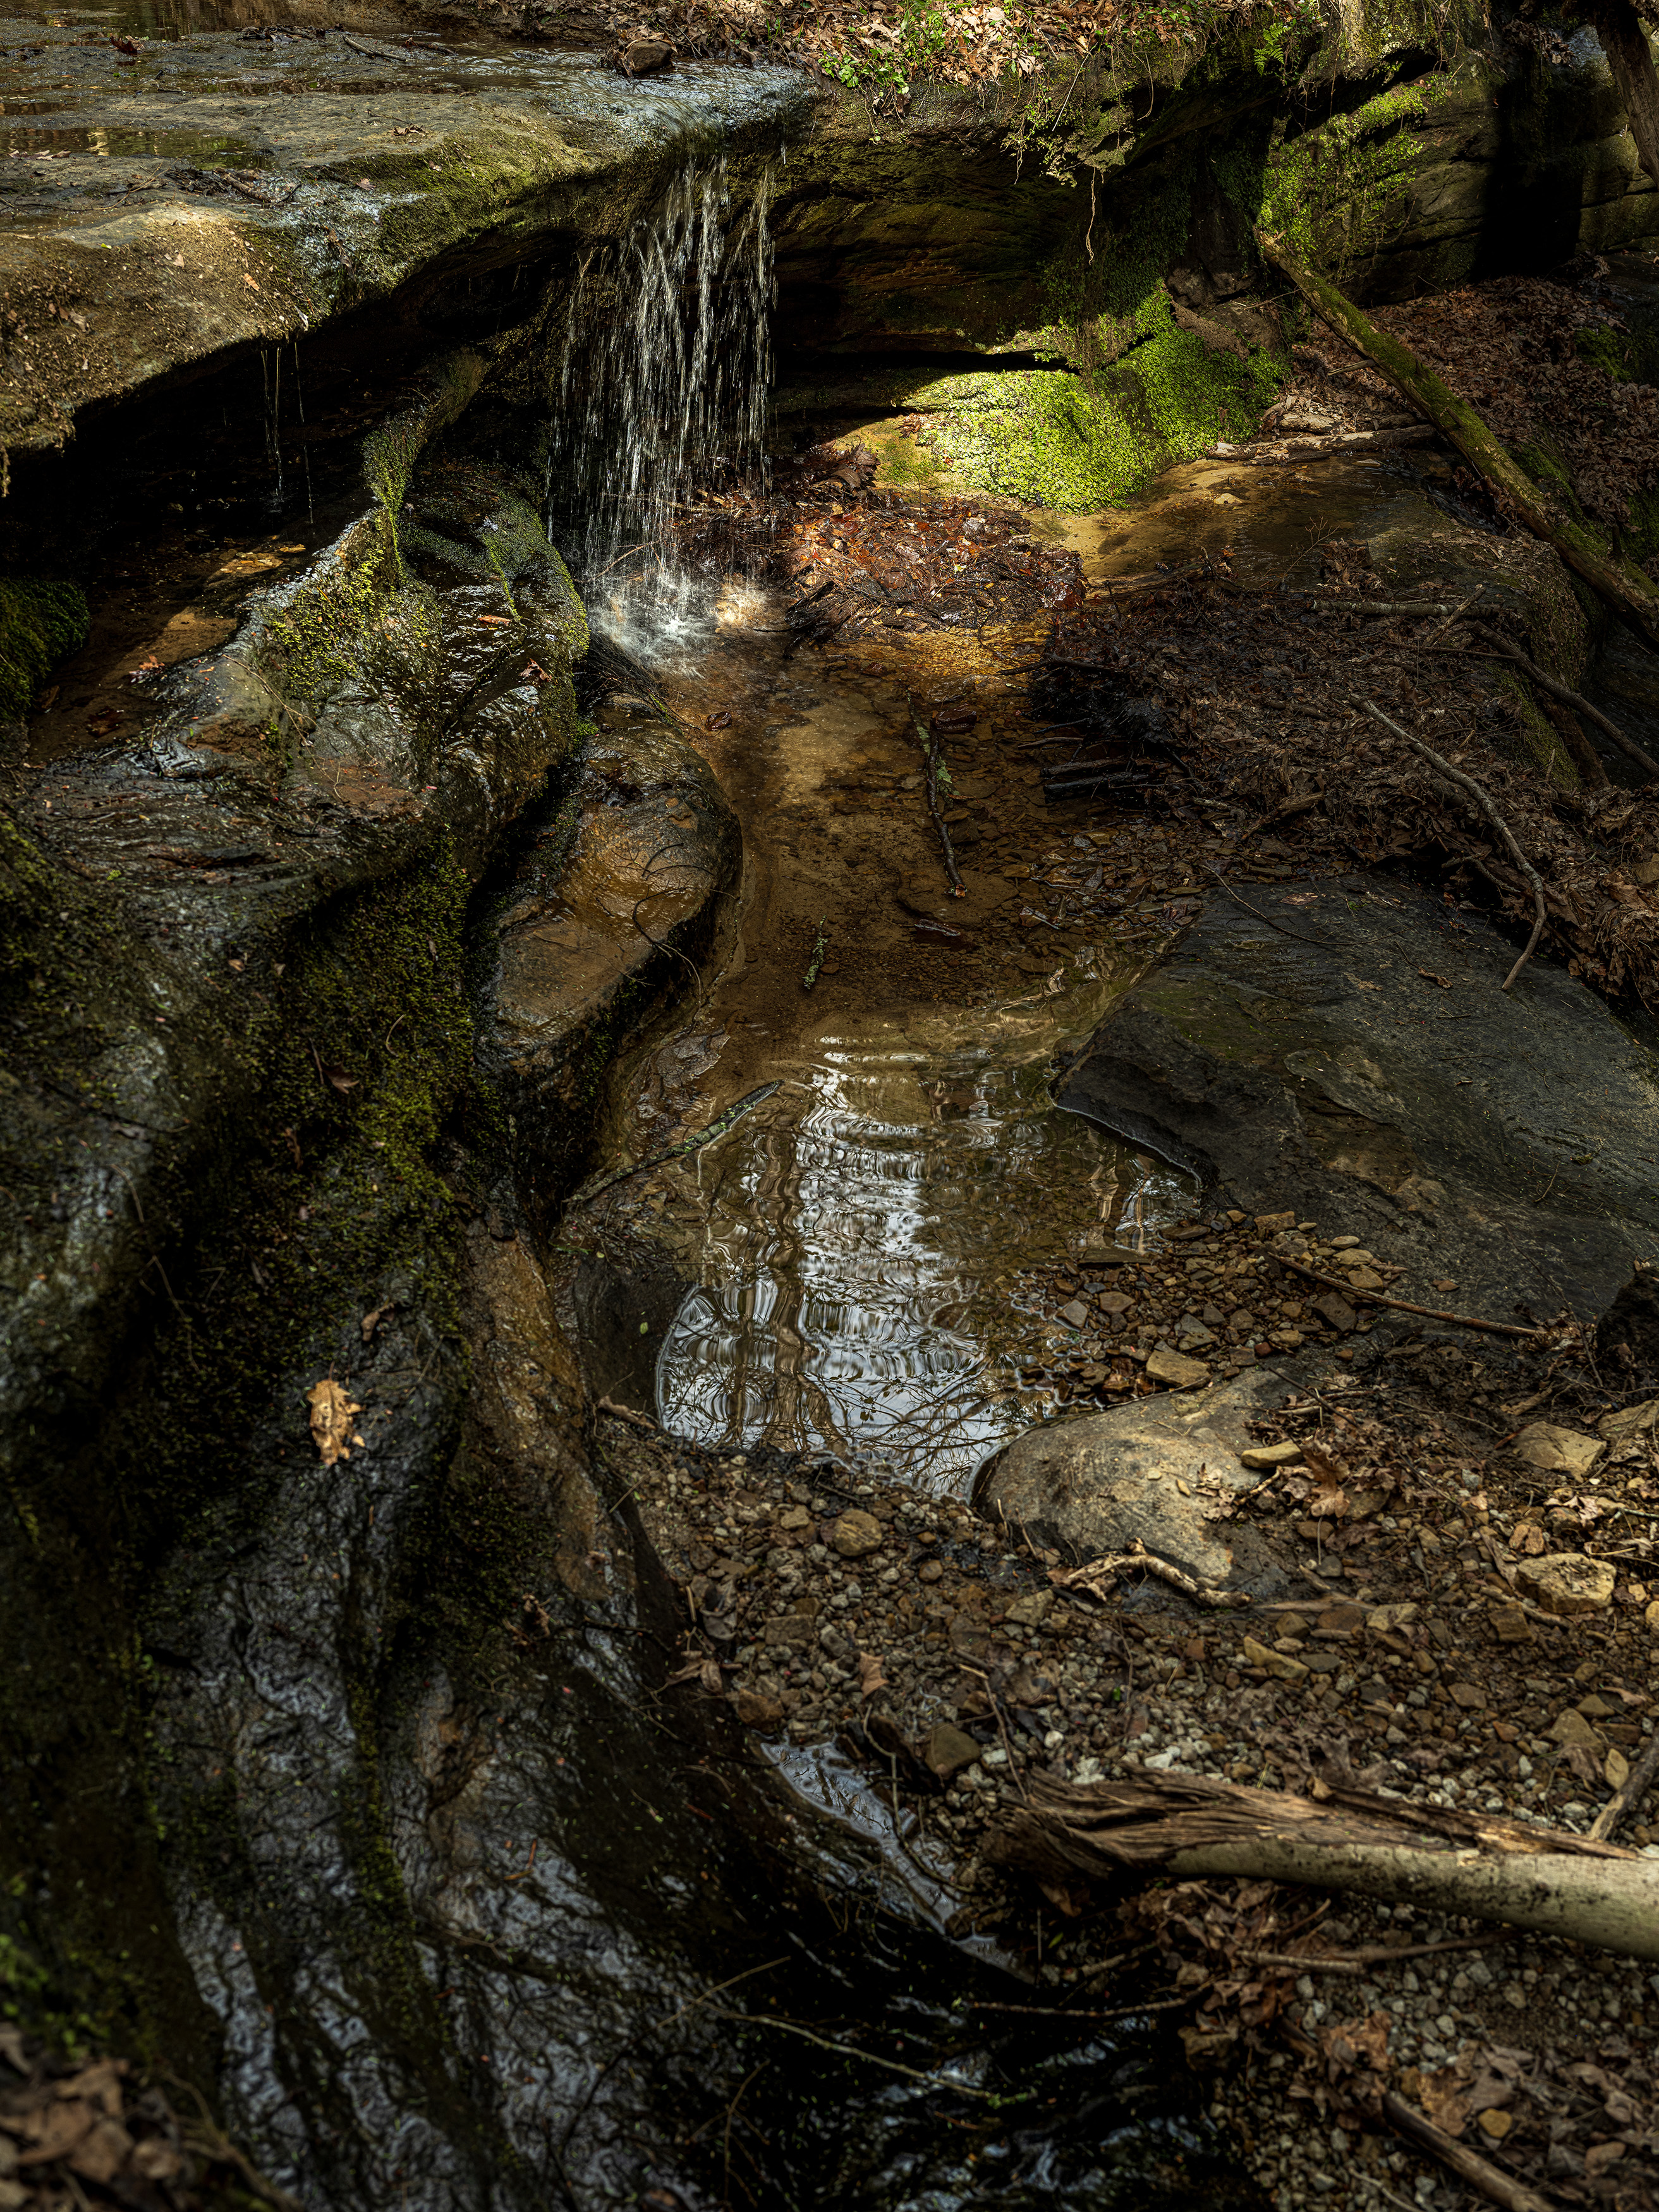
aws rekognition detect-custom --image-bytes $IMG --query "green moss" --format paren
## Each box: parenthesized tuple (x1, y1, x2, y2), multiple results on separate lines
(1574, 324, 1638, 382)
(0, 578, 88, 720)
(362, 349, 488, 575)
(912, 291, 1283, 508)
(1250, 73, 1455, 281)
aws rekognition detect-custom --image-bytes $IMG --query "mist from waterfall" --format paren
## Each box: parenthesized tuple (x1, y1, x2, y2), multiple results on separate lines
(547, 157, 774, 661)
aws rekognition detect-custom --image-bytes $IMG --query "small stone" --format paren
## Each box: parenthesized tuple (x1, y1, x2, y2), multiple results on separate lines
(1549, 1707, 1604, 1748)
(1310, 1292, 1357, 1333)
(1606, 1747, 1631, 1789)
(1488, 1601, 1533, 1644)
(1516, 1552, 1616, 1615)
(1179, 1322, 1218, 1349)
(1364, 1603, 1421, 1632)
(1240, 1441, 1304, 1470)
(732, 1687, 785, 1732)
(918, 1559, 944, 1584)
(1096, 1292, 1133, 1316)
(1512, 1423, 1605, 1478)
(1577, 1692, 1617, 1719)
(831, 1509, 884, 1559)
(1478, 2110, 1513, 2142)
(1346, 1267, 1385, 1292)
(1600, 1397, 1659, 1442)
(621, 35, 674, 71)
(1241, 1634, 1308, 1682)
(1059, 1299, 1089, 1328)
(1448, 1682, 1486, 1709)
(763, 1614, 816, 1648)
(1647, 1599, 1659, 1636)
(1255, 1211, 1296, 1232)
(1145, 1346, 1210, 1389)
(925, 1723, 983, 1779)
(1005, 1591, 1052, 1627)
(1316, 1604, 1366, 1636)
(777, 1505, 813, 1531)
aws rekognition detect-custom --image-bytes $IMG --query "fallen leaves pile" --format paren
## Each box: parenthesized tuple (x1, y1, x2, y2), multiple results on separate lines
(0, 2031, 294, 2212)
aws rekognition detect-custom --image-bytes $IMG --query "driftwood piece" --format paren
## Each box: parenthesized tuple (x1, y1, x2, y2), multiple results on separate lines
(1239, 425, 1436, 463)
(1048, 1540, 1252, 1612)
(1364, 703, 1548, 990)
(985, 1771, 1659, 1960)
(1256, 232, 1659, 652)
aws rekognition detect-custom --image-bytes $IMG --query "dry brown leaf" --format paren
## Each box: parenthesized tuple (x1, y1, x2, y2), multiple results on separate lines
(69, 2115, 136, 2185)
(306, 1377, 364, 1465)
(19, 2100, 98, 2166)
(857, 1650, 889, 1699)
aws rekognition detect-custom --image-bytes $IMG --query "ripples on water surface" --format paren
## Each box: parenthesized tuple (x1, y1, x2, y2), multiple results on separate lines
(655, 968, 1194, 1485)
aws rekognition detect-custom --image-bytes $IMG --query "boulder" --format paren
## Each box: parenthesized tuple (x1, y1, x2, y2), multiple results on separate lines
(973, 1365, 1316, 1582)
(1057, 877, 1659, 1334)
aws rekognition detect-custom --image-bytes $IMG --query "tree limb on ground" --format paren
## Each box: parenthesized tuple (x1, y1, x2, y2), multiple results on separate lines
(1256, 231, 1659, 653)
(985, 1770, 1659, 1960)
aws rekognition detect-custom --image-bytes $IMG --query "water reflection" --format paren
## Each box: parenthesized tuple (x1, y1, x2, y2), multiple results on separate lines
(655, 977, 1194, 1485)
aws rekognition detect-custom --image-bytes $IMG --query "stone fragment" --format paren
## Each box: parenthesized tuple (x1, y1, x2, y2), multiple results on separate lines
(1005, 1591, 1052, 1627)
(918, 1559, 944, 1584)
(1059, 1299, 1089, 1328)
(1097, 1292, 1134, 1315)
(1448, 1682, 1486, 1709)
(1478, 2111, 1513, 2142)
(830, 1509, 884, 1559)
(1516, 1552, 1615, 1615)
(1549, 1706, 1603, 1747)
(1600, 1397, 1659, 1442)
(762, 1614, 815, 1647)
(732, 1686, 785, 1732)
(1512, 1422, 1605, 1478)
(1310, 1292, 1357, 1333)
(925, 1723, 983, 1779)
(1364, 1603, 1421, 1632)
(1241, 1634, 1308, 1682)
(777, 1504, 813, 1531)
(1347, 1266, 1385, 1292)
(1255, 1211, 1296, 1232)
(974, 1364, 1318, 1581)
(620, 36, 674, 71)
(1577, 1692, 1617, 1719)
(1145, 1346, 1210, 1388)
(1179, 1322, 1217, 1349)
(1647, 1599, 1659, 1636)
(1316, 1604, 1366, 1635)
(1606, 1747, 1631, 1789)
(1240, 1440, 1303, 1470)
(1488, 1602, 1533, 1643)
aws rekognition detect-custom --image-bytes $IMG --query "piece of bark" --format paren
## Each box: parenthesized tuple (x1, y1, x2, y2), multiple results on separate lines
(1256, 232, 1659, 652)
(985, 1770, 1659, 1960)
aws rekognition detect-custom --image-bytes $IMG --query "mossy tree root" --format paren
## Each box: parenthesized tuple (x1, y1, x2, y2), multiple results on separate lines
(1256, 231, 1659, 655)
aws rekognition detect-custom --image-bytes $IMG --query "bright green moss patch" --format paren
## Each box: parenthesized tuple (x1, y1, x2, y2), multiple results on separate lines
(0, 579, 88, 720)
(915, 293, 1283, 508)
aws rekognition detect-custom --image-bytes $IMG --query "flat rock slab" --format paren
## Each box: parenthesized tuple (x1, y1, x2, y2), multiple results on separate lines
(0, 33, 808, 446)
(1057, 875, 1659, 1329)
(974, 1364, 1322, 1583)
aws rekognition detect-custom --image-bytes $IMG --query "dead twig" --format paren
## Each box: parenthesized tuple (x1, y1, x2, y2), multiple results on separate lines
(1275, 1248, 1548, 1340)
(1589, 1723, 1659, 1843)
(1381, 2089, 1553, 2212)
(1362, 703, 1547, 991)
(1048, 1539, 1253, 1611)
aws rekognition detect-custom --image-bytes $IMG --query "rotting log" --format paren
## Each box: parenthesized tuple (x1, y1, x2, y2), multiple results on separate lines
(985, 1771, 1659, 1961)
(1256, 231, 1659, 654)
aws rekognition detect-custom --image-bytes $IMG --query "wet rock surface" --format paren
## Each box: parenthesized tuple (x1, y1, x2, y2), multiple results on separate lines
(1057, 873, 1659, 1330)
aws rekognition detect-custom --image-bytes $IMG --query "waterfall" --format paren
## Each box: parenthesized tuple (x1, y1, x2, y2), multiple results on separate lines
(547, 157, 774, 659)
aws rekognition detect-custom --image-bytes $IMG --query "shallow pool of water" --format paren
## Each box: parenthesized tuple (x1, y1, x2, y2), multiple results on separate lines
(652, 964, 1194, 1485)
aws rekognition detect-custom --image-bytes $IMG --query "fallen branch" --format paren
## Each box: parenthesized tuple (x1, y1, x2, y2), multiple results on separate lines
(1363, 703, 1547, 990)
(1382, 2091, 1553, 2212)
(985, 1770, 1658, 1960)
(1047, 1538, 1253, 1612)
(1239, 425, 1437, 463)
(1589, 1722, 1659, 1842)
(1464, 624, 1658, 781)
(1257, 231, 1659, 651)
(1275, 1253, 1550, 1341)
(912, 704, 964, 896)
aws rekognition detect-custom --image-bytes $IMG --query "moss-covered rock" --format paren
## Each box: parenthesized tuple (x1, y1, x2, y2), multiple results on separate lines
(0, 578, 87, 721)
